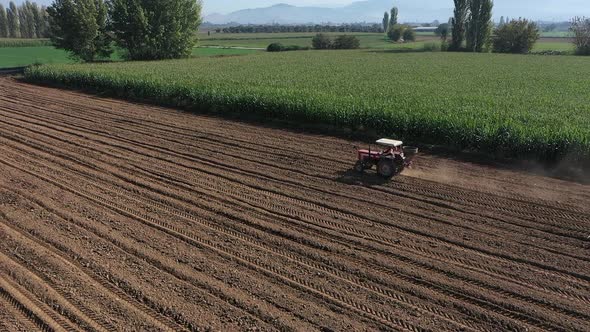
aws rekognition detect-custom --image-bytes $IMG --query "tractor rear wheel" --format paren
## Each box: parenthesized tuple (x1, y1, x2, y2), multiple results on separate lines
(377, 159, 395, 178)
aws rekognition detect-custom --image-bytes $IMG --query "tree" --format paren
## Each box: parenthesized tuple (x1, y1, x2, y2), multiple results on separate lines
(389, 7, 398, 27)
(0, 5, 8, 38)
(109, 0, 202, 61)
(312, 33, 332, 49)
(499, 16, 505, 26)
(387, 24, 404, 42)
(332, 35, 360, 49)
(48, 0, 112, 62)
(466, 0, 493, 52)
(18, 2, 29, 38)
(19, 1, 38, 38)
(33, 4, 48, 38)
(450, 0, 468, 50)
(435, 23, 450, 41)
(570, 16, 590, 55)
(543, 23, 557, 32)
(402, 27, 416, 42)
(492, 19, 540, 54)
(7, 2, 19, 38)
(382, 11, 389, 33)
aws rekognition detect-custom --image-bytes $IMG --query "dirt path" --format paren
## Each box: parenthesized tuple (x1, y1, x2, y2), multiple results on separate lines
(0, 77, 589, 331)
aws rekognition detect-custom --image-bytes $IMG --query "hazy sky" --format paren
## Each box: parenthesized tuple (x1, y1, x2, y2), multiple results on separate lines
(203, 1, 351, 14)
(203, 0, 588, 17)
(2, 0, 587, 21)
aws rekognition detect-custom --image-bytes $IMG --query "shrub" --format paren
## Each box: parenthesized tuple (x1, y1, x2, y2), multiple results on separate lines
(47, 0, 112, 62)
(435, 23, 450, 40)
(530, 50, 572, 56)
(332, 35, 360, 49)
(387, 24, 404, 42)
(267, 43, 309, 52)
(267, 43, 284, 52)
(283, 45, 309, 51)
(492, 19, 540, 54)
(570, 17, 590, 55)
(312, 33, 332, 49)
(402, 28, 416, 42)
(422, 42, 440, 52)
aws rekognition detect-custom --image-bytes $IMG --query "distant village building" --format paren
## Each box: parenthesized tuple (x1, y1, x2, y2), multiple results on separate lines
(412, 26, 438, 33)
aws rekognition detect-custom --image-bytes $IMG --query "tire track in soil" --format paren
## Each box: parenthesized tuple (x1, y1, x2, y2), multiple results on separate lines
(0, 115, 582, 332)
(0, 142, 532, 325)
(0, 249, 107, 332)
(1, 78, 589, 331)
(0, 272, 77, 332)
(1, 85, 585, 216)
(2, 100, 587, 244)
(0, 211, 188, 332)
(0, 297, 42, 332)
(0, 108, 588, 330)
(0, 156, 429, 332)
(1, 102, 587, 265)
(0, 185, 325, 332)
(0, 111, 587, 309)
(4, 88, 589, 226)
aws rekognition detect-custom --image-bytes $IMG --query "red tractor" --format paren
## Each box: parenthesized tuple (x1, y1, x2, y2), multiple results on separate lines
(354, 139, 418, 178)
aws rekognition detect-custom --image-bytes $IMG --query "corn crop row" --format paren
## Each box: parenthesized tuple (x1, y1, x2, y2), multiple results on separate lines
(0, 38, 52, 48)
(23, 51, 590, 164)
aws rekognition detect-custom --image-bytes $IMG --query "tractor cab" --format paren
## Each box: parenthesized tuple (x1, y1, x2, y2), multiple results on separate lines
(354, 138, 418, 178)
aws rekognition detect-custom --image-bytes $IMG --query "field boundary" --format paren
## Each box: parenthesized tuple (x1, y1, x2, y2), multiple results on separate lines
(0, 67, 26, 75)
(19, 75, 590, 182)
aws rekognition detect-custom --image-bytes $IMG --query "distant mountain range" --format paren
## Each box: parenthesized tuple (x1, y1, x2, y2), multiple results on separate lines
(204, 0, 452, 24)
(203, 0, 588, 24)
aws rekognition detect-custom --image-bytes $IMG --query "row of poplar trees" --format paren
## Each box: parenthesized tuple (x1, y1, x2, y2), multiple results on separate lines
(382, 7, 398, 34)
(450, 0, 494, 52)
(0, 1, 49, 39)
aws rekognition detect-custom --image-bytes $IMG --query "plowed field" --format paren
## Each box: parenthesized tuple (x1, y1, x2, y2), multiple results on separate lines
(0, 77, 589, 332)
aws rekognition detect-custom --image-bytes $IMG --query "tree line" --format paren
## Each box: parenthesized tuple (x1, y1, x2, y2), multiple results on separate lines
(449, 0, 590, 55)
(382, 6, 415, 43)
(0, 1, 49, 39)
(47, 0, 202, 62)
(214, 24, 384, 34)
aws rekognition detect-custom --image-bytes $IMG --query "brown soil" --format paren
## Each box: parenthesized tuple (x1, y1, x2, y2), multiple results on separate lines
(0, 77, 589, 332)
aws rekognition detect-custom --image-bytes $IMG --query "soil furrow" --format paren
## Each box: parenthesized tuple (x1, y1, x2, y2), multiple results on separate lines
(0, 78, 588, 331)
(0, 118, 588, 330)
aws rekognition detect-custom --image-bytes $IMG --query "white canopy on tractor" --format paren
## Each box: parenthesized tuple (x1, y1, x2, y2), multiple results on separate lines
(376, 138, 403, 147)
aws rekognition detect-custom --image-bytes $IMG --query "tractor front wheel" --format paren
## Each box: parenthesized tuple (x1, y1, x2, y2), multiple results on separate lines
(354, 161, 365, 173)
(377, 159, 395, 178)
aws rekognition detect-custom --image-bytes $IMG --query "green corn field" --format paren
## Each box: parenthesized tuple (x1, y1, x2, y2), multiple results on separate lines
(24, 50, 590, 163)
(0, 38, 53, 48)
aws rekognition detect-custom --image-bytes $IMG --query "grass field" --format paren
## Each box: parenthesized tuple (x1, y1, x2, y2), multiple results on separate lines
(0, 46, 259, 68)
(0, 32, 575, 68)
(201, 33, 438, 49)
(540, 31, 572, 38)
(0, 46, 74, 67)
(191, 47, 260, 56)
(534, 41, 574, 52)
(24, 51, 590, 162)
(201, 32, 574, 52)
